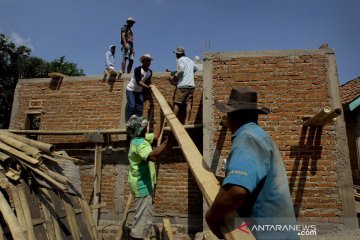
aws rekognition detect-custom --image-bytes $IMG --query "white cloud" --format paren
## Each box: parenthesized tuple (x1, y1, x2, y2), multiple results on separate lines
(10, 32, 35, 51)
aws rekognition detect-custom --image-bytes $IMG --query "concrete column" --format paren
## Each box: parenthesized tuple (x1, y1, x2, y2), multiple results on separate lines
(325, 51, 357, 228)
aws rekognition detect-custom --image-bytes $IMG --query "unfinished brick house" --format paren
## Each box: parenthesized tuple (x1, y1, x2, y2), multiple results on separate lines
(8, 46, 358, 238)
(340, 77, 360, 185)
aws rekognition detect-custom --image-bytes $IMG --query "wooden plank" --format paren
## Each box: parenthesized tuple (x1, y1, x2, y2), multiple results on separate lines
(38, 188, 56, 240)
(90, 202, 107, 210)
(68, 195, 92, 240)
(9, 184, 28, 236)
(0, 190, 27, 240)
(162, 218, 174, 240)
(150, 84, 255, 240)
(41, 189, 62, 240)
(115, 193, 133, 240)
(17, 183, 36, 240)
(48, 190, 72, 239)
(0, 170, 9, 189)
(59, 192, 81, 240)
(78, 197, 99, 240)
(93, 143, 102, 225)
(0, 223, 4, 240)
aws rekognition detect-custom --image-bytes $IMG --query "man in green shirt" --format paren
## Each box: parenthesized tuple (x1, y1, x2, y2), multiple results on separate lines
(126, 115, 170, 239)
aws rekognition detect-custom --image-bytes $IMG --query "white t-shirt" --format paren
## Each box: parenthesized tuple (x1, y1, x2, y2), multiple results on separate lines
(126, 66, 152, 92)
(176, 56, 198, 88)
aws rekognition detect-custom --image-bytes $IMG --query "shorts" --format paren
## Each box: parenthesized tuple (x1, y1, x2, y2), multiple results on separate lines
(130, 195, 154, 239)
(122, 42, 134, 60)
(173, 87, 195, 105)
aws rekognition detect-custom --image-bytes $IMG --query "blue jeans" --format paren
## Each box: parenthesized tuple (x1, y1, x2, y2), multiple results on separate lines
(126, 90, 144, 120)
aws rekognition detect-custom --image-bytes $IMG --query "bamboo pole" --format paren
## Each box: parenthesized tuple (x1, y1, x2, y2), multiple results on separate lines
(5, 168, 20, 181)
(303, 106, 342, 126)
(115, 193, 133, 240)
(150, 84, 255, 240)
(0, 133, 41, 159)
(317, 108, 342, 125)
(20, 161, 67, 191)
(0, 190, 27, 240)
(0, 130, 54, 153)
(93, 143, 102, 225)
(0, 141, 40, 165)
(38, 165, 69, 185)
(6, 124, 202, 135)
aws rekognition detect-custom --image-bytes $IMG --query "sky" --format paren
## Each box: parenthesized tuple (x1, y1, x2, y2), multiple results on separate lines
(0, 0, 359, 85)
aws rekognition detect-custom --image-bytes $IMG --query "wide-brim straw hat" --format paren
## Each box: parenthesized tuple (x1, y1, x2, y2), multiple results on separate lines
(173, 47, 185, 54)
(139, 53, 153, 62)
(215, 86, 270, 114)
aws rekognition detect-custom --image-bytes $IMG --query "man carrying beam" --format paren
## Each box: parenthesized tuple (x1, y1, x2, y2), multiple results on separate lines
(125, 115, 171, 240)
(205, 86, 298, 240)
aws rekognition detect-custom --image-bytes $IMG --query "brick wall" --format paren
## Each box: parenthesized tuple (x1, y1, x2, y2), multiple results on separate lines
(203, 49, 354, 232)
(10, 73, 204, 232)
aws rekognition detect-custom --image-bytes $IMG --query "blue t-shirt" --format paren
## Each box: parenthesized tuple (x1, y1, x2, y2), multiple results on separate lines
(223, 122, 298, 240)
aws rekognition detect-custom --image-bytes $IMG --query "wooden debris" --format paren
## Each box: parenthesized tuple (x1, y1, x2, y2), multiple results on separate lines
(162, 218, 174, 240)
(93, 143, 102, 225)
(0, 130, 55, 153)
(0, 190, 27, 240)
(115, 193, 133, 240)
(0, 141, 40, 165)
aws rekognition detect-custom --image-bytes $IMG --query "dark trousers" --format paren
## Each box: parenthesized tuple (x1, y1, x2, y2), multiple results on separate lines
(126, 90, 144, 120)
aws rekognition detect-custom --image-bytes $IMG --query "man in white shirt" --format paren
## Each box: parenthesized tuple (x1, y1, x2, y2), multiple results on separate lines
(126, 54, 153, 121)
(103, 45, 117, 82)
(169, 47, 199, 125)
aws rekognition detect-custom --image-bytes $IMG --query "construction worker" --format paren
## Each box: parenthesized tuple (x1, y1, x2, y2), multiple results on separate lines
(102, 45, 117, 82)
(205, 86, 298, 240)
(119, 17, 136, 79)
(126, 115, 171, 240)
(169, 47, 199, 125)
(126, 53, 153, 121)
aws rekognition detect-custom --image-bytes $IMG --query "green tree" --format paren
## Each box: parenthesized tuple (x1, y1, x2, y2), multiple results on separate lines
(0, 33, 85, 128)
(0, 33, 30, 128)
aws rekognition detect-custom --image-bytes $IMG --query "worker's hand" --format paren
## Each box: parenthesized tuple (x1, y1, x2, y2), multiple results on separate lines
(124, 43, 129, 49)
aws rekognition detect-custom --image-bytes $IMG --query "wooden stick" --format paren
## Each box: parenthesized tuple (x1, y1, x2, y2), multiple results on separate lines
(41, 188, 62, 240)
(6, 124, 201, 135)
(162, 218, 174, 240)
(0, 152, 11, 162)
(9, 184, 27, 236)
(115, 193, 133, 240)
(59, 193, 81, 240)
(317, 108, 342, 125)
(17, 183, 36, 240)
(19, 161, 67, 191)
(0, 130, 54, 153)
(5, 168, 21, 181)
(78, 197, 99, 240)
(0, 190, 27, 240)
(93, 143, 102, 225)
(150, 84, 255, 240)
(0, 141, 40, 165)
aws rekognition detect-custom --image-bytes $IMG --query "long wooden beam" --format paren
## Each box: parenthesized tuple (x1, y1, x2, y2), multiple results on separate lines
(6, 125, 202, 135)
(150, 85, 255, 240)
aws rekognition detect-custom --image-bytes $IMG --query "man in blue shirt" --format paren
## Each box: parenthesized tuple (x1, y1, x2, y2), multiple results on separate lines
(205, 86, 298, 240)
(103, 45, 117, 82)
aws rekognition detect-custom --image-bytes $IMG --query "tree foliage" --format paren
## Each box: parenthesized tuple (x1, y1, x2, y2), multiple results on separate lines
(0, 33, 85, 128)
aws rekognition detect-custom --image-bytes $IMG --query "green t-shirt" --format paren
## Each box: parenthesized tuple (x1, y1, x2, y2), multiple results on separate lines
(128, 133, 156, 198)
